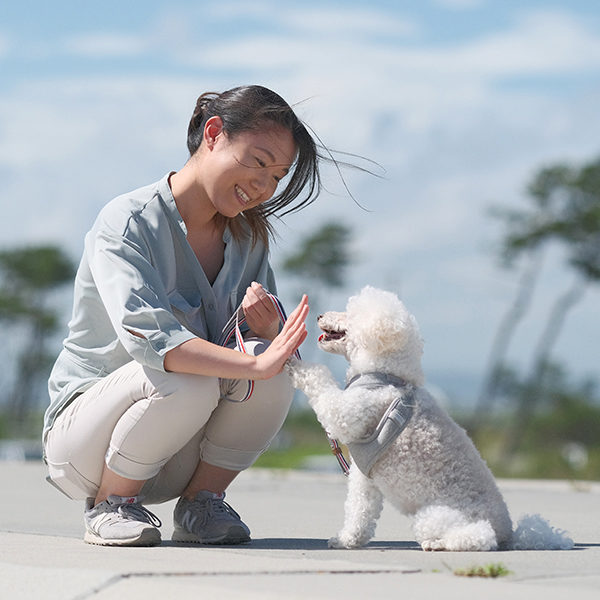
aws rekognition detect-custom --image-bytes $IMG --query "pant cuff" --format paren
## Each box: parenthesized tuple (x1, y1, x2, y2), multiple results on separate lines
(200, 439, 267, 471)
(105, 445, 168, 481)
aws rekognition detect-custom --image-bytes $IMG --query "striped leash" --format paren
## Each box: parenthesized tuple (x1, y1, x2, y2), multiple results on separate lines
(218, 292, 351, 475)
(218, 291, 301, 402)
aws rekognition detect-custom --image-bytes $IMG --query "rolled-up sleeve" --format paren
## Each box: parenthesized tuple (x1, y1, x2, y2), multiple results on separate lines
(87, 224, 196, 371)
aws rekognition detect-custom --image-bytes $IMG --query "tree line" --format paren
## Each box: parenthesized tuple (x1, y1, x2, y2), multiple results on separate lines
(1, 155, 599, 478)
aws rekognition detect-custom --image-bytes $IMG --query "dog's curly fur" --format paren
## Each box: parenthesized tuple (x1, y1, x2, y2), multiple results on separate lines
(286, 286, 573, 551)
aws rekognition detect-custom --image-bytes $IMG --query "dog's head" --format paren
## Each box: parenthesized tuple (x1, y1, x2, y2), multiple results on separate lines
(317, 286, 424, 385)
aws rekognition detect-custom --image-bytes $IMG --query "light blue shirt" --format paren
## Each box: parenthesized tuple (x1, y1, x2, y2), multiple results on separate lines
(44, 173, 276, 441)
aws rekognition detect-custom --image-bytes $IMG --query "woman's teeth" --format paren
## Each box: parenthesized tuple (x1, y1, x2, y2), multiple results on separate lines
(236, 185, 251, 204)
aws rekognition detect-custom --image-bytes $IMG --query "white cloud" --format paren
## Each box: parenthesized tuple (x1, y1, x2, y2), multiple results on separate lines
(281, 7, 418, 37)
(206, 0, 418, 35)
(448, 10, 600, 76)
(175, 6, 600, 149)
(198, 7, 597, 76)
(64, 33, 147, 58)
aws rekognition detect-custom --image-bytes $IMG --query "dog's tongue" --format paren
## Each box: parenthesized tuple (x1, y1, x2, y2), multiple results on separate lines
(318, 333, 325, 342)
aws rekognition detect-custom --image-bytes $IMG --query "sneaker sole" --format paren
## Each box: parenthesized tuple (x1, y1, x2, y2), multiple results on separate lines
(172, 525, 250, 545)
(84, 527, 161, 547)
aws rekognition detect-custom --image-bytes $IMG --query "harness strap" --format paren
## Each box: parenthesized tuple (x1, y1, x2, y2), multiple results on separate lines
(335, 373, 415, 477)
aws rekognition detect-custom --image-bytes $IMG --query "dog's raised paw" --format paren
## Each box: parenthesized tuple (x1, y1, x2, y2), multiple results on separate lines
(285, 361, 334, 394)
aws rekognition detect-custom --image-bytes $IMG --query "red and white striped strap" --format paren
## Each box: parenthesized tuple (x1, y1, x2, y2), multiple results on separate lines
(328, 436, 351, 476)
(219, 291, 301, 402)
(219, 292, 349, 476)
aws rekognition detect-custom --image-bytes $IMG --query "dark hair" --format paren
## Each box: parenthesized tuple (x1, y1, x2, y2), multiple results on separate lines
(186, 85, 321, 246)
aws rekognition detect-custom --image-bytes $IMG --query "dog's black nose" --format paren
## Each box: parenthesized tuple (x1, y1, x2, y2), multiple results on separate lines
(317, 314, 323, 321)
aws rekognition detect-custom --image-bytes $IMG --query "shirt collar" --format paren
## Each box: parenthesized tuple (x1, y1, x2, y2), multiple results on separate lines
(158, 172, 188, 235)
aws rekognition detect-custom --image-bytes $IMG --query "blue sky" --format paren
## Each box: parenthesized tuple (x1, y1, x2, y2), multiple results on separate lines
(1, 0, 599, 404)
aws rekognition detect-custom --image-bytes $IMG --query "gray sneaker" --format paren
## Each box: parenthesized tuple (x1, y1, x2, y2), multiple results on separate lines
(84, 495, 162, 546)
(172, 490, 251, 544)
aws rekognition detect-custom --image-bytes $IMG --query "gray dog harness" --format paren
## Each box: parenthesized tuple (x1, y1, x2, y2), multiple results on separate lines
(345, 372, 415, 477)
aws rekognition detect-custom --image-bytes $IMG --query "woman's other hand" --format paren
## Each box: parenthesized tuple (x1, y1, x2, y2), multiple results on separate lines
(241, 282, 280, 340)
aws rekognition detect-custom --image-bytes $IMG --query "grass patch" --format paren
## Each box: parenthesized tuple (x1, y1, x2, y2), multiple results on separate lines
(453, 563, 511, 578)
(253, 443, 333, 469)
(252, 408, 334, 470)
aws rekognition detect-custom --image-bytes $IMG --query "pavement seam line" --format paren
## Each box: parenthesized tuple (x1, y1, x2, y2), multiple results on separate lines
(124, 569, 420, 576)
(70, 574, 123, 600)
(69, 567, 422, 598)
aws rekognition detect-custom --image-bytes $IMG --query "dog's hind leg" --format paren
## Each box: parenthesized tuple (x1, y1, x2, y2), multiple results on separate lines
(413, 505, 498, 551)
(328, 464, 383, 549)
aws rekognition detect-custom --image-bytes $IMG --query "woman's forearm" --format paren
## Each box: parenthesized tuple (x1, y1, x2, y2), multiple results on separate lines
(164, 294, 309, 381)
(163, 337, 260, 380)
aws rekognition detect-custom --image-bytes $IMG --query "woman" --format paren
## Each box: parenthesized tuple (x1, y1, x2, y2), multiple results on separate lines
(43, 85, 320, 547)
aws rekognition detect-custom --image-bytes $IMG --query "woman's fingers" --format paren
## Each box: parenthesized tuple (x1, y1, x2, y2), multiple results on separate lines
(253, 295, 309, 378)
(281, 295, 309, 333)
(278, 297, 309, 353)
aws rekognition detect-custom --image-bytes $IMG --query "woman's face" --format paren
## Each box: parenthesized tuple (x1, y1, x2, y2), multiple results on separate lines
(200, 117, 296, 218)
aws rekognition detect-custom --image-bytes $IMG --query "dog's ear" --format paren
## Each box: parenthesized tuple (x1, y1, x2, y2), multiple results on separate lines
(355, 312, 419, 354)
(348, 287, 423, 356)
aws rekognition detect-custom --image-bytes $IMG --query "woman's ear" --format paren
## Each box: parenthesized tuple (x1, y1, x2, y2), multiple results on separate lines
(204, 116, 224, 149)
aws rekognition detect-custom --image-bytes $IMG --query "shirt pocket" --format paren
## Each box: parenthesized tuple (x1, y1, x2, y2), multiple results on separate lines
(65, 352, 108, 378)
(168, 290, 207, 339)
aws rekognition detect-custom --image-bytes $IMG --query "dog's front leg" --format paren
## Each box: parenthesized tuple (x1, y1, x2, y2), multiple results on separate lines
(285, 359, 344, 421)
(328, 464, 384, 549)
(286, 359, 339, 398)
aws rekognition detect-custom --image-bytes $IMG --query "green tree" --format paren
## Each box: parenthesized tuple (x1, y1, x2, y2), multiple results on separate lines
(0, 245, 75, 434)
(476, 157, 600, 460)
(282, 222, 353, 289)
(281, 222, 353, 360)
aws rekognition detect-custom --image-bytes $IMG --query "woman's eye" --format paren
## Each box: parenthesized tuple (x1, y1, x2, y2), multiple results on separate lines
(256, 157, 266, 168)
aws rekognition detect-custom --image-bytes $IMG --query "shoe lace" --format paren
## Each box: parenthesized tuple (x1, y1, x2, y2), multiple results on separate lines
(118, 502, 162, 527)
(191, 496, 241, 525)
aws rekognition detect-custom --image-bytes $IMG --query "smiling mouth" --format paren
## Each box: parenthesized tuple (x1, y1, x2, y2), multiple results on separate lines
(318, 328, 346, 343)
(235, 185, 252, 205)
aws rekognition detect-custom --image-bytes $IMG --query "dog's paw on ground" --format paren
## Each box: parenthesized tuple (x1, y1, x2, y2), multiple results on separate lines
(328, 533, 368, 549)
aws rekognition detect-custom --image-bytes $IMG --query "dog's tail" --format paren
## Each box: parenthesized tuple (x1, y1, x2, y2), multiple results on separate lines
(511, 514, 574, 550)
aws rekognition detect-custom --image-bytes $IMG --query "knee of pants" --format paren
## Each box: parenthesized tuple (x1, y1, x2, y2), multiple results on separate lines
(201, 370, 294, 471)
(44, 363, 221, 498)
(106, 371, 221, 481)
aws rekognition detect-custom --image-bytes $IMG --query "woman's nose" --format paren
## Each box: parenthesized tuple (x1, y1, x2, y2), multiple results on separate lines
(251, 169, 271, 195)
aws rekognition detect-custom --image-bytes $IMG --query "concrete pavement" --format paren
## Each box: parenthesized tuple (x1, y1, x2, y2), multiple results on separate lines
(1, 461, 599, 599)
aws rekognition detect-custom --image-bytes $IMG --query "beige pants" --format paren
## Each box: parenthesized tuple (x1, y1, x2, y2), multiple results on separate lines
(45, 339, 292, 503)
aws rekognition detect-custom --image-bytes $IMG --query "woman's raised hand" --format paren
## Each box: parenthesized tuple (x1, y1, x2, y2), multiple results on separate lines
(253, 294, 309, 379)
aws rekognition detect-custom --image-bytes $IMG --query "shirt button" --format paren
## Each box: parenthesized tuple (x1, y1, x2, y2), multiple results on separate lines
(208, 303, 215, 311)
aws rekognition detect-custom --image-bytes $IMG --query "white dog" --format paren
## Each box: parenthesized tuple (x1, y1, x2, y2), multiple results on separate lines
(286, 286, 573, 551)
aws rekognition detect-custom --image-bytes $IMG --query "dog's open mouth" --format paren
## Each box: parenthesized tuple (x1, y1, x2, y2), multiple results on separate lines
(318, 328, 346, 343)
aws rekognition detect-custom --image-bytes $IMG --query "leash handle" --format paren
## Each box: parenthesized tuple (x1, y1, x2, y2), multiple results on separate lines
(219, 291, 301, 402)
